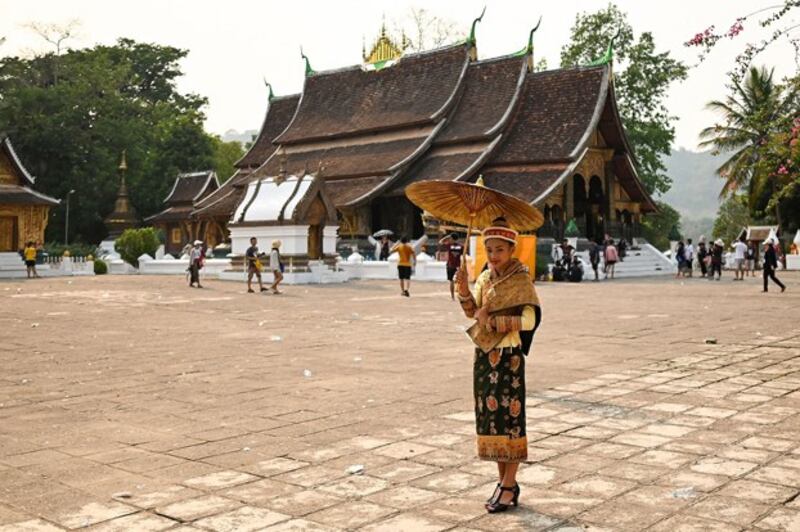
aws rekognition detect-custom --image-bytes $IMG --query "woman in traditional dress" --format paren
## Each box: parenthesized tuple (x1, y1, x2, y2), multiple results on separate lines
(454, 217, 541, 513)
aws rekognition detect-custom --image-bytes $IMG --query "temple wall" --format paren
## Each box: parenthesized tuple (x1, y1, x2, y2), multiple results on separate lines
(0, 204, 50, 250)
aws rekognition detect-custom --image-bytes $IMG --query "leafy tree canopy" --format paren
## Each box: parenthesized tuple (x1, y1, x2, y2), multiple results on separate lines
(0, 38, 235, 244)
(641, 201, 682, 251)
(561, 4, 688, 196)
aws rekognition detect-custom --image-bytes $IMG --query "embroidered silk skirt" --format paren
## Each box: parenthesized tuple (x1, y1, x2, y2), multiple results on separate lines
(473, 346, 527, 462)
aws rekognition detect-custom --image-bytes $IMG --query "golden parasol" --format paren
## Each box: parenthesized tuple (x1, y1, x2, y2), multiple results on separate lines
(405, 176, 544, 264)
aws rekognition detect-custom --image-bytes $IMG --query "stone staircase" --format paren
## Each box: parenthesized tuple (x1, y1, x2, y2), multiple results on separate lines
(578, 243, 675, 279)
(0, 252, 26, 278)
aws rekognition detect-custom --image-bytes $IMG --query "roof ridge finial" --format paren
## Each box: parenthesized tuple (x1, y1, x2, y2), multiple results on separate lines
(527, 16, 542, 55)
(263, 79, 274, 101)
(381, 13, 387, 37)
(589, 28, 621, 67)
(300, 47, 314, 77)
(467, 6, 486, 47)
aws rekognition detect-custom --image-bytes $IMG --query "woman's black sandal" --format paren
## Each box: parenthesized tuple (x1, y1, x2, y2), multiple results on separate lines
(485, 485, 520, 513)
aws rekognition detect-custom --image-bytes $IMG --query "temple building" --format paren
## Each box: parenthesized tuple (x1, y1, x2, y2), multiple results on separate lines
(0, 135, 59, 252)
(188, 19, 656, 251)
(145, 170, 219, 255)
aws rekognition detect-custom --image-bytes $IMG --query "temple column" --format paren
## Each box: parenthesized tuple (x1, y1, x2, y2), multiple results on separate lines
(565, 177, 574, 221)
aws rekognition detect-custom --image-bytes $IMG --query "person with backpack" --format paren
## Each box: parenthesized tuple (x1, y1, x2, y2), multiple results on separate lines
(710, 239, 724, 281)
(269, 240, 284, 294)
(453, 217, 542, 513)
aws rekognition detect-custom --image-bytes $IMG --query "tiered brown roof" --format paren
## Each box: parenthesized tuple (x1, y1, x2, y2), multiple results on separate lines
(193, 38, 657, 225)
(147, 170, 219, 224)
(275, 45, 468, 143)
(490, 66, 608, 165)
(235, 95, 301, 169)
(437, 55, 526, 144)
(191, 94, 301, 222)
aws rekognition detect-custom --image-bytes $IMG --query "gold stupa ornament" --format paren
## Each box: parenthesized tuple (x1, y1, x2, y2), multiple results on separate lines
(362, 19, 407, 71)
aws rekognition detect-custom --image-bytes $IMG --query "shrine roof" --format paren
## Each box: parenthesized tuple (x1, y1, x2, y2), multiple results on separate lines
(254, 135, 432, 181)
(144, 205, 195, 224)
(235, 94, 300, 169)
(191, 185, 246, 219)
(275, 44, 468, 144)
(436, 55, 526, 144)
(476, 166, 569, 204)
(490, 65, 609, 165)
(1, 136, 38, 188)
(0, 184, 60, 206)
(163, 171, 219, 205)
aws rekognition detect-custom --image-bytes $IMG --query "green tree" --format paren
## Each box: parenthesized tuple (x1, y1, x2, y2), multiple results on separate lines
(699, 66, 799, 227)
(560, 4, 688, 196)
(0, 38, 216, 244)
(210, 136, 245, 184)
(641, 201, 681, 251)
(712, 194, 750, 245)
(114, 227, 160, 268)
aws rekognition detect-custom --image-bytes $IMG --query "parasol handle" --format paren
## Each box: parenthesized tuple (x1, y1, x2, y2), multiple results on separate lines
(461, 214, 475, 270)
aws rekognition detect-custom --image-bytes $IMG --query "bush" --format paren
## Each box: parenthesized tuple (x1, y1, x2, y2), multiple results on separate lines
(114, 228, 159, 268)
(564, 218, 580, 237)
(93, 259, 108, 275)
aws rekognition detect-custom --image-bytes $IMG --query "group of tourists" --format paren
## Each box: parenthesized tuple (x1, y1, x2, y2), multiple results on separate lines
(244, 237, 284, 294)
(675, 236, 786, 292)
(551, 236, 625, 282)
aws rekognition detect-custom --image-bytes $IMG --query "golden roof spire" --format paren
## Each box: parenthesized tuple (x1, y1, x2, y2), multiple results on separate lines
(364, 19, 403, 65)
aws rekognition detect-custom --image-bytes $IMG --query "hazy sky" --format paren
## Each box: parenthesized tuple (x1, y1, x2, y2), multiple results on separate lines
(1, 1, 797, 150)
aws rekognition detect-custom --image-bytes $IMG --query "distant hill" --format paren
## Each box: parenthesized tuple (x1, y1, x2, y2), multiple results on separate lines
(661, 148, 726, 219)
(222, 129, 258, 145)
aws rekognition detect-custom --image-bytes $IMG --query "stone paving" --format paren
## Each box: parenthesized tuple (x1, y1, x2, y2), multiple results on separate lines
(0, 273, 799, 531)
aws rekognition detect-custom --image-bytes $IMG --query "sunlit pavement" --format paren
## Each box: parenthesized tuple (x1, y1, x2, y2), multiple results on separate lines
(1, 273, 799, 531)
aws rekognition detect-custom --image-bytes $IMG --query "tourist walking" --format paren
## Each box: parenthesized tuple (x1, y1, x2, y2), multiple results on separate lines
(732, 237, 747, 281)
(697, 240, 708, 278)
(604, 238, 618, 279)
(588, 239, 601, 281)
(440, 233, 464, 300)
(245, 237, 267, 293)
(269, 240, 284, 294)
(674, 240, 686, 279)
(763, 239, 786, 293)
(392, 236, 415, 297)
(189, 240, 204, 288)
(454, 217, 541, 514)
(710, 239, 724, 281)
(685, 238, 695, 277)
(745, 240, 757, 277)
(23, 241, 39, 279)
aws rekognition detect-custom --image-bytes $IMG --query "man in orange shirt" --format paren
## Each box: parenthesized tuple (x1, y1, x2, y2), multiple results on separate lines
(392, 236, 415, 297)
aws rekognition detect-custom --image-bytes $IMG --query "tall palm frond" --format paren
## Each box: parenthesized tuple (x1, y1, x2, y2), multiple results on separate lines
(699, 66, 788, 198)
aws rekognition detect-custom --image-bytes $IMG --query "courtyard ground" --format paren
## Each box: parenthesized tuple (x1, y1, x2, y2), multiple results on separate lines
(1, 273, 799, 531)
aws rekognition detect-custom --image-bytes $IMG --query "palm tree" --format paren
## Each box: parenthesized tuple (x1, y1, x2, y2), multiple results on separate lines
(699, 66, 796, 201)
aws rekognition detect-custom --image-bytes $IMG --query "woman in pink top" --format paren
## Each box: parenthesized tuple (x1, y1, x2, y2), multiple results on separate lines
(604, 239, 618, 279)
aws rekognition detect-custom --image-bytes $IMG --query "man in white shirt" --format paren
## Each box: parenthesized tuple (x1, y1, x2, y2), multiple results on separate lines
(732, 237, 748, 281)
(684, 238, 695, 277)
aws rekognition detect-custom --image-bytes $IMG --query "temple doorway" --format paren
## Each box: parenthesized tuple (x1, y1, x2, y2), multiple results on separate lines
(306, 196, 328, 259)
(587, 175, 605, 242)
(0, 216, 17, 251)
